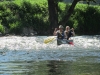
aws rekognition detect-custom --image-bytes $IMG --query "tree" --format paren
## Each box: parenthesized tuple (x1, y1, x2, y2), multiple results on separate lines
(47, 0, 96, 32)
(59, 0, 96, 25)
(48, 0, 58, 33)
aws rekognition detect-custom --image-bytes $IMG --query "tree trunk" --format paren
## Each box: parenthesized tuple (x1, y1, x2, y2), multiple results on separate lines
(48, 0, 58, 34)
(59, 0, 79, 25)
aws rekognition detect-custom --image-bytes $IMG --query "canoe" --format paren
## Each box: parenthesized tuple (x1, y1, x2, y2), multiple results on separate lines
(57, 39, 73, 45)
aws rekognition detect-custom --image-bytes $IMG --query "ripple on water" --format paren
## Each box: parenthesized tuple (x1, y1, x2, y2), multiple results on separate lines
(0, 36, 100, 75)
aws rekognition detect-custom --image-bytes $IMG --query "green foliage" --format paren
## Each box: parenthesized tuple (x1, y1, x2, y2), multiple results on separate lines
(18, 1, 49, 34)
(0, 0, 49, 35)
(9, 21, 22, 34)
(58, 2, 69, 22)
(0, 23, 5, 34)
(0, 0, 100, 35)
(72, 4, 100, 34)
(80, 0, 96, 4)
(59, 2, 100, 35)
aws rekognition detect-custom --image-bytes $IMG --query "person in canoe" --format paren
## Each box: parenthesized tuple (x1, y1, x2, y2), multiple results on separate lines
(53, 25, 75, 45)
(56, 25, 65, 39)
(64, 26, 75, 40)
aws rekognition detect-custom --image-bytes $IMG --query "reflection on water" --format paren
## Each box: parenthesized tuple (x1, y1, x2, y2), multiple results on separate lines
(0, 35, 100, 75)
(0, 60, 100, 75)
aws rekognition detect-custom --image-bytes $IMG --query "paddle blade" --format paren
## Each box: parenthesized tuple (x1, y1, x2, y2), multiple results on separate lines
(44, 37, 55, 44)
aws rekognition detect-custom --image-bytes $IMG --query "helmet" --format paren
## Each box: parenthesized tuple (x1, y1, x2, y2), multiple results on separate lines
(59, 25, 63, 28)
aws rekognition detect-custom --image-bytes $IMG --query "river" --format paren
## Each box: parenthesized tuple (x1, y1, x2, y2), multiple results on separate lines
(0, 35, 100, 75)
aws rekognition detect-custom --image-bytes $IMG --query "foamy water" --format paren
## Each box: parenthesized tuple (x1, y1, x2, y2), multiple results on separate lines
(0, 35, 100, 62)
(0, 35, 100, 75)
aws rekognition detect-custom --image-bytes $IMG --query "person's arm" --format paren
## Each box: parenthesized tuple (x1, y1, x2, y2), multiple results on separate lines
(64, 31, 67, 39)
(53, 28, 58, 36)
(71, 28, 75, 36)
(53, 30, 58, 36)
(73, 31, 75, 36)
(53, 31, 56, 36)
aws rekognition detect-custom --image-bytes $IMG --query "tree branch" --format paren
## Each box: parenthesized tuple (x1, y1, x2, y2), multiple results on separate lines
(59, 0, 80, 25)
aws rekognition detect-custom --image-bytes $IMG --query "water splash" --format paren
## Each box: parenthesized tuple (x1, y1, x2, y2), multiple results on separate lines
(0, 35, 100, 62)
(0, 35, 100, 50)
(0, 35, 100, 75)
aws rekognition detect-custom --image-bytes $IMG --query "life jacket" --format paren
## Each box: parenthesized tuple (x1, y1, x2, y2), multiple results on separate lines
(57, 31, 64, 39)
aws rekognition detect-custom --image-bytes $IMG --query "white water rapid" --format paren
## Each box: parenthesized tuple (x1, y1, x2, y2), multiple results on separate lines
(0, 35, 100, 62)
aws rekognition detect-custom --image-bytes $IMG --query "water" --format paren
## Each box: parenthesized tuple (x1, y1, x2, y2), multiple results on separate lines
(0, 35, 100, 75)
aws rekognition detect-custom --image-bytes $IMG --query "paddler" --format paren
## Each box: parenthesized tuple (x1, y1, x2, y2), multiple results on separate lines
(56, 25, 65, 39)
(64, 26, 75, 40)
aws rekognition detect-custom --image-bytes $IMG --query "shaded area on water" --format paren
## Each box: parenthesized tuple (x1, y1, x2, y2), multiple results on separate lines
(0, 60, 100, 75)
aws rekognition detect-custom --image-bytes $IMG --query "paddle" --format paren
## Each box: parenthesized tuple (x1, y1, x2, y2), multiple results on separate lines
(44, 36, 56, 44)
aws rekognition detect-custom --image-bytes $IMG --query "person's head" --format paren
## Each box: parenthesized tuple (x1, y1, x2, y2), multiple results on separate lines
(59, 25, 63, 31)
(66, 26, 70, 31)
(71, 28, 74, 31)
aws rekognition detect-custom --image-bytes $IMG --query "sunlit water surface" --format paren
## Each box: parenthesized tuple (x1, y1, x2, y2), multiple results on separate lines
(0, 35, 100, 75)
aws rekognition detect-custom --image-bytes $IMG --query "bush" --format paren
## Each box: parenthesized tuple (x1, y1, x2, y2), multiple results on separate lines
(0, 23, 5, 34)
(9, 21, 22, 34)
(0, 1, 100, 35)
(58, 3, 100, 35)
(73, 4, 100, 34)
(18, 1, 49, 34)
